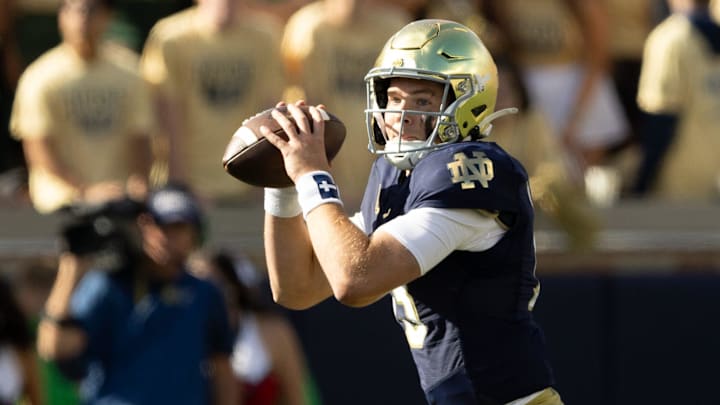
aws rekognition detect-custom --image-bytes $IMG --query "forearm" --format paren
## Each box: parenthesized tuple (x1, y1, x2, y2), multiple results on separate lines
(305, 203, 412, 307)
(37, 254, 87, 360)
(566, 0, 609, 133)
(264, 214, 333, 309)
(261, 104, 418, 307)
(23, 138, 83, 190)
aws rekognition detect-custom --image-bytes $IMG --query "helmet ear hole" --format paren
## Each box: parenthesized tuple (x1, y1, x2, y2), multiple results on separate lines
(471, 105, 487, 117)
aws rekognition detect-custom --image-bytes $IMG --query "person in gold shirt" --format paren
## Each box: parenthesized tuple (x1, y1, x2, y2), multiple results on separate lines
(634, 0, 720, 200)
(10, 0, 153, 214)
(140, 0, 286, 204)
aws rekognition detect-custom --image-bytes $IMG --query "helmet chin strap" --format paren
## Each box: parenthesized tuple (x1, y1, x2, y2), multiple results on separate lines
(475, 107, 519, 138)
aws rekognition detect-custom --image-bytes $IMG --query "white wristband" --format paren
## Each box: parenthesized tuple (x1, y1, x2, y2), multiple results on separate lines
(295, 171, 343, 219)
(264, 187, 302, 218)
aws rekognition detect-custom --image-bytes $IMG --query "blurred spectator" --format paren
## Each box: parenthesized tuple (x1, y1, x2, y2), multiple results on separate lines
(140, 0, 286, 205)
(0, 275, 43, 405)
(10, 0, 154, 214)
(487, 0, 630, 200)
(633, 0, 720, 200)
(36, 183, 237, 404)
(0, 0, 28, 204)
(189, 249, 318, 405)
(714, 0, 720, 19)
(281, 0, 411, 210)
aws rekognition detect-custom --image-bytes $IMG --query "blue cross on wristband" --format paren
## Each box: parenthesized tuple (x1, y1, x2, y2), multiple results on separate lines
(296, 170, 344, 218)
(314, 173, 340, 199)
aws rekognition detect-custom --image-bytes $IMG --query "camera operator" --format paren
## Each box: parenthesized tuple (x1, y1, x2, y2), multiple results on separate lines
(36, 183, 237, 405)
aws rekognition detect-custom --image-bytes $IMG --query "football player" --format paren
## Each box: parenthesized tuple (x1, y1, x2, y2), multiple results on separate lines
(261, 19, 563, 404)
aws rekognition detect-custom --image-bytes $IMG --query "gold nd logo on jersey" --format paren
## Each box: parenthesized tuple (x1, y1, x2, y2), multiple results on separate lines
(446, 151, 494, 189)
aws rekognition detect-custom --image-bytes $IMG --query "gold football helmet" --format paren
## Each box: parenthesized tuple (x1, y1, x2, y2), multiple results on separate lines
(365, 19, 516, 169)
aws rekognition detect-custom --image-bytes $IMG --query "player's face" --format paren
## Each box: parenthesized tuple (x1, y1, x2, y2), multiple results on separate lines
(59, 0, 111, 58)
(383, 78, 445, 142)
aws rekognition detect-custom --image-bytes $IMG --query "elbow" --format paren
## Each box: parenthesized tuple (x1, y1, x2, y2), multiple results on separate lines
(332, 280, 377, 308)
(336, 295, 371, 308)
(271, 289, 320, 311)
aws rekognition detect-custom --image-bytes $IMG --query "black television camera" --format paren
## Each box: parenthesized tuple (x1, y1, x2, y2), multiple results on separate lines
(59, 197, 146, 272)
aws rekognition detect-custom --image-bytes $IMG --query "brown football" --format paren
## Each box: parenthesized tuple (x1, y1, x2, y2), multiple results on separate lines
(222, 105, 346, 188)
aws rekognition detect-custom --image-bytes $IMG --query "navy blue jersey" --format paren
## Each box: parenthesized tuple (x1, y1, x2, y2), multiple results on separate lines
(360, 141, 555, 404)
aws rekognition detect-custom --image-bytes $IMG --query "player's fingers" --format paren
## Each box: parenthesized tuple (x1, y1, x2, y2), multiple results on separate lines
(260, 125, 287, 149)
(270, 108, 298, 140)
(287, 103, 312, 135)
(274, 101, 286, 108)
(308, 106, 325, 137)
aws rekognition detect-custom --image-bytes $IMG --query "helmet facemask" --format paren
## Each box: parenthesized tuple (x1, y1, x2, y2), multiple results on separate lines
(365, 70, 488, 170)
(363, 19, 507, 170)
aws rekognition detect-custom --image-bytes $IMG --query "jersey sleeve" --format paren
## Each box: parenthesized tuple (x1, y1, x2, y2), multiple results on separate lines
(140, 26, 181, 100)
(10, 64, 54, 140)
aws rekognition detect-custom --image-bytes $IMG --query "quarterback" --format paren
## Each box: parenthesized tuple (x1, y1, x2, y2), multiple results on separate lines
(261, 20, 563, 405)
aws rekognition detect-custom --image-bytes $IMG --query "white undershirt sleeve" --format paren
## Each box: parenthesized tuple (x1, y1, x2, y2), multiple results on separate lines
(375, 207, 507, 275)
(348, 211, 366, 233)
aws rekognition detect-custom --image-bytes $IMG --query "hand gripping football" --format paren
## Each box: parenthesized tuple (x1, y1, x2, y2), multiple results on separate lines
(222, 105, 346, 188)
